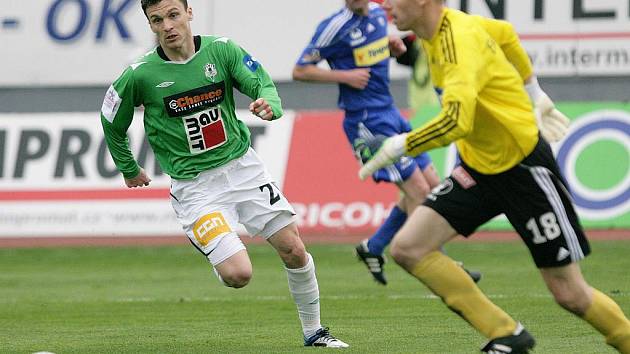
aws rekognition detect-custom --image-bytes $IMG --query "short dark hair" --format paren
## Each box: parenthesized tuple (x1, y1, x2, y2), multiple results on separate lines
(141, 0, 188, 17)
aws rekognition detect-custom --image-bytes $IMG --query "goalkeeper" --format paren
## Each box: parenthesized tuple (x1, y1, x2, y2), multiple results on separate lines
(361, 0, 630, 353)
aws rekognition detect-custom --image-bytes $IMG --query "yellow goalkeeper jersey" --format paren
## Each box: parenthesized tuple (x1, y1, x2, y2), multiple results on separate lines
(472, 15, 533, 82)
(406, 8, 538, 174)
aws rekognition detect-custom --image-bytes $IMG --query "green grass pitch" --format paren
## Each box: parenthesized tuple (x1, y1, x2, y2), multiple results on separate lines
(1, 240, 628, 353)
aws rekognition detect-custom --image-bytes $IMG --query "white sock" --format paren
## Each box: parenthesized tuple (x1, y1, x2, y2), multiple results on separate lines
(285, 253, 322, 338)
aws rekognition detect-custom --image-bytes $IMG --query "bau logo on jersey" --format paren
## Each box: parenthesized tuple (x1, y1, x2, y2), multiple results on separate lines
(163, 82, 225, 117)
(184, 107, 227, 154)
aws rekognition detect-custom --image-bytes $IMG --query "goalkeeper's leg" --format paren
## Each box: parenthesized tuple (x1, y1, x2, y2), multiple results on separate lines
(390, 206, 520, 340)
(359, 163, 481, 284)
(541, 264, 630, 353)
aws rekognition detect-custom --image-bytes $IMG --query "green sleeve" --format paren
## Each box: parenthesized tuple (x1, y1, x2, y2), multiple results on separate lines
(223, 39, 283, 119)
(100, 67, 140, 179)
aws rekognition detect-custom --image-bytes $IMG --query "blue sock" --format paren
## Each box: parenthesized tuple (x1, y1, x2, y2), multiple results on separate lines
(367, 206, 407, 255)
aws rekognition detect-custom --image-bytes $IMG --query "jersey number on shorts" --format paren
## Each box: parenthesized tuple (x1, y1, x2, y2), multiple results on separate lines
(259, 183, 280, 205)
(183, 107, 227, 154)
(526, 212, 561, 244)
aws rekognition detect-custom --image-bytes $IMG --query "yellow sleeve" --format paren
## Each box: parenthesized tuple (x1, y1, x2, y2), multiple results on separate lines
(473, 16, 533, 81)
(406, 27, 480, 155)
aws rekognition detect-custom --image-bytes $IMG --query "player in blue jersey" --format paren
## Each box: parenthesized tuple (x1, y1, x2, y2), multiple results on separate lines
(292, 0, 479, 285)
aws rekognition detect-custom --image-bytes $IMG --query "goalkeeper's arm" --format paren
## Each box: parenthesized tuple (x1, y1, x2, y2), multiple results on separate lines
(525, 76, 570, 143)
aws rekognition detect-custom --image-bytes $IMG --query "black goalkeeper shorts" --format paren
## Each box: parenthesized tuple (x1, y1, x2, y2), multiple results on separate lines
(423, 136, 590, 268)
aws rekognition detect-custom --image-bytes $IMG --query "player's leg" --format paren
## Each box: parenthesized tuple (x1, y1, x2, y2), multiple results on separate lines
(180, 213, 252, 288)
(234, 148, 348, 348)
(354, 166, 428, 284)
(347, 108, 429, 284)
(399, 166, 432, 212)
(368, 167, 428, 254)
(390, 205, 523, 343)
(390, 169, 529, 351)
(169, 166, 252, 288)
(357, 110, 435, 258)
(211, 241, 252, 288)
(360, 161, 431, 259)
(416, 162, 483, 283)
(507, 137, 630, 353)
(540, 264, 630, 353)
(265, 222, 346, 348)
(266, 222, 321, 339)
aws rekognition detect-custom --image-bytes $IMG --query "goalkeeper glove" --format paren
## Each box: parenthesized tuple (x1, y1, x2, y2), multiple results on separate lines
(525, 76, 570, 143)
(353, 134, 390, 165)
(358, 133, 407, 180)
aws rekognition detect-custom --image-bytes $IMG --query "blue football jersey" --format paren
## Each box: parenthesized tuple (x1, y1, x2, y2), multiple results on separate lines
(296, 3, 393, 112)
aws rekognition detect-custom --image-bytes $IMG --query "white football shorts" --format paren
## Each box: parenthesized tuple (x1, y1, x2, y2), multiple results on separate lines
(169, 148, 296, 266)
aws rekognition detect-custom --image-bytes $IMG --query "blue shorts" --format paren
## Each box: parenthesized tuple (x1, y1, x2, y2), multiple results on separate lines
(343, 105, 432, 183)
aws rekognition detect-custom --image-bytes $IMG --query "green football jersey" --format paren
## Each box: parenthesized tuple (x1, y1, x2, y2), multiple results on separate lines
(100, 35, 283, 180)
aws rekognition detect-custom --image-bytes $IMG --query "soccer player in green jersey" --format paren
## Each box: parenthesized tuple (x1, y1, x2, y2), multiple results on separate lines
(100, 0, 348, 348)
(359, 0, 630, 353)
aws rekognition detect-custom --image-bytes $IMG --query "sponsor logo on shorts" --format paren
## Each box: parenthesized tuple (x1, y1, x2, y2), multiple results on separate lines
(163, 82, 225, 117)
(193, 212, 231, 246)
(556, 247, 570, 261)
(427, 178, 454, 200)
(452, 166, 477, 189)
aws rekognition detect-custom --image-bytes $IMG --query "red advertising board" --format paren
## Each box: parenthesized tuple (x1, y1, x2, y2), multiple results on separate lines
(284, 111, 399, 236)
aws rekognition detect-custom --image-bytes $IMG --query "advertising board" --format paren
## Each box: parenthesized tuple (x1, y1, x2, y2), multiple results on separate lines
(2, 0, 628, 86)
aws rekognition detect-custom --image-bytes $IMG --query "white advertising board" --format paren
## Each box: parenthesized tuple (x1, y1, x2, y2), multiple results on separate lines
(1, 0, 628, 87)
(214, 0, 630, 77)
(448, 0, 630, 76)
(0, 110, 294, 237)
(0, 0, 341, 86)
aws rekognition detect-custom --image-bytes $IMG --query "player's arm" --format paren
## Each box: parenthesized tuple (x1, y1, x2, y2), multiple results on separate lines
(395, 34, 418, 67)
(292, 64, 371, 90)
(388, 34, 407, 58)
(474, 16, 532, 82)
(291, 27, 371, 90)
(219, 38, 283, 121)
(359, 30, 482, 180)
(100, 67, 150, 187)
(524, 76, 570, 142)
(404, 37, 481, 156)
(475, 16, 569, 142)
